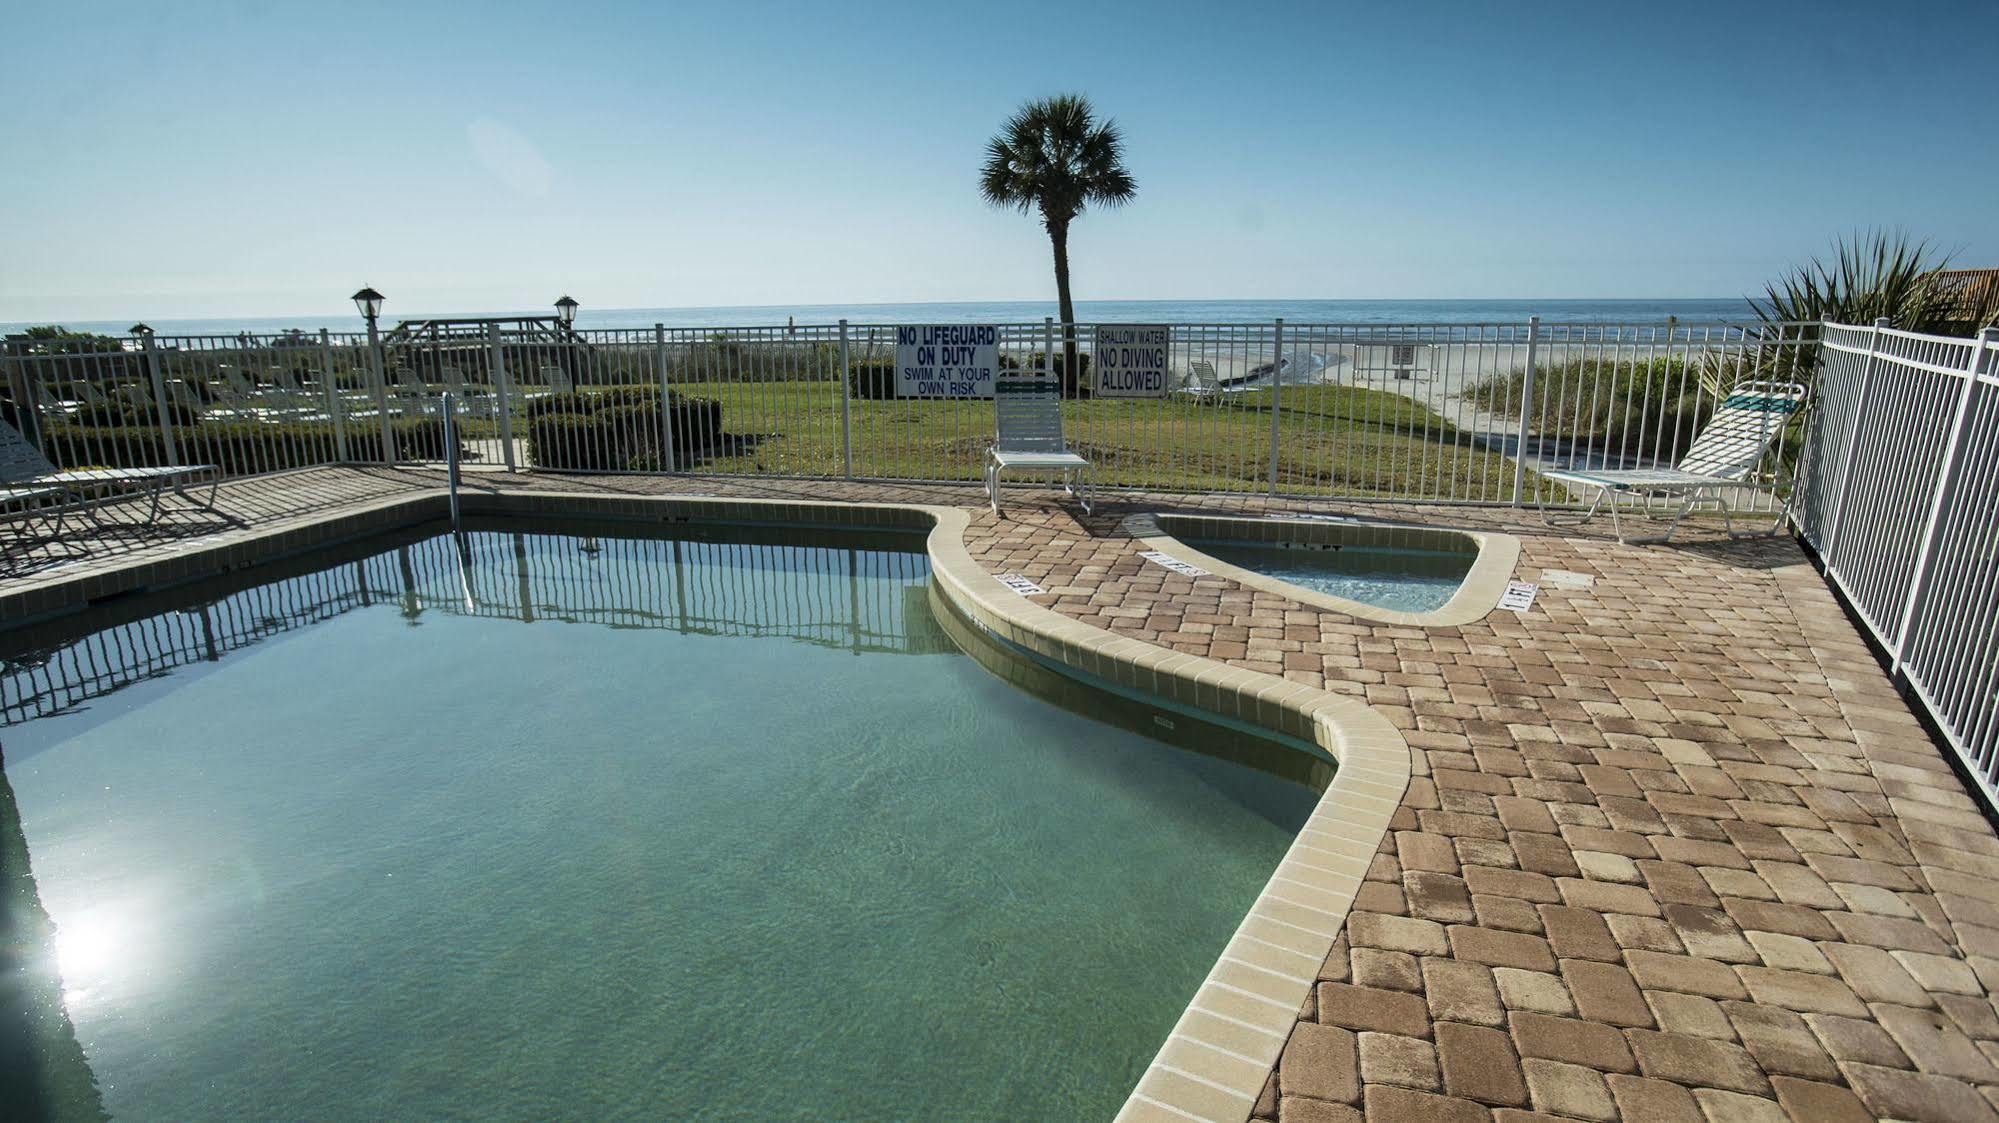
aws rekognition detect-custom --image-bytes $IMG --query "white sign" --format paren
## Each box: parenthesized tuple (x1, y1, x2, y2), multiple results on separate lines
(994, 572, 1046, 596)
(1092, 324, 1171, 398)
(1498, 581, 1539, 613)
(895, 324, 999, 398)
(1139, 550, 1210, 577)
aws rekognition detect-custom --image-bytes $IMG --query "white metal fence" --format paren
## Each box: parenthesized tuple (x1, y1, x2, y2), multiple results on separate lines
(3, 317, 1815, 508)
(1794, 320, 1999, 806)
(1, 525, 940, 725)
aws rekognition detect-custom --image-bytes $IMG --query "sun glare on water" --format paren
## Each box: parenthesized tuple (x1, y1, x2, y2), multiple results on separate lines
(53, 905, 142, 1009)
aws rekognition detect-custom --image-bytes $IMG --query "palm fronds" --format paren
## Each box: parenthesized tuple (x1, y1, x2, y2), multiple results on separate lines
(1752, 230, 1999, 334)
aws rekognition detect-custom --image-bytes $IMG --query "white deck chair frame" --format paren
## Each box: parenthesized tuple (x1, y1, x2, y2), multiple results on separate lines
(1536, 379, 1807, 543)
(986, 373, 1092, 518)
(2, 418, 221, 531)
(1176, 359, 1221, 397)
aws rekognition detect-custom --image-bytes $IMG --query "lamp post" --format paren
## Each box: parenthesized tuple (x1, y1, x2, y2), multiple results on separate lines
(352, 286, 394, 463)
(129, 323, 177, 463)
(553, 294, 581, 386)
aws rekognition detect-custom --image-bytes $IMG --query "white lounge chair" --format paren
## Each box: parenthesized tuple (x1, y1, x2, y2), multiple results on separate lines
(986, 373, 1091, 518)
(1177, 359, 1220, 397)
(1538, 380, 1807, 543)
(3, 480, 77, 569)
(2, 418, 220, 529)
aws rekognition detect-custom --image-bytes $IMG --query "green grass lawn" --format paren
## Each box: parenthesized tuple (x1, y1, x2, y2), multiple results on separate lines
(645, 380, 1531, 501)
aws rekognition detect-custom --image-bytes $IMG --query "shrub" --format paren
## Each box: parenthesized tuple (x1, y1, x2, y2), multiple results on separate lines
(72, 395, 205, 429)
(37, 417, 459, 475)
(847, 358, 898, 401)
(524, 386, 723, 470)
(1003, 348, 1093, 397)
(1467, 357, 1714, 459)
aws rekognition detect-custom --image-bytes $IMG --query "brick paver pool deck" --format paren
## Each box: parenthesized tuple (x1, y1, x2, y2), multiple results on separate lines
(7, 466, 1998, 1122)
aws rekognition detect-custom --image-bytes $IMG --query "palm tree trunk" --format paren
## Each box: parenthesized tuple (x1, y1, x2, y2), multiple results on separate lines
(1050, 221, 1080, 396)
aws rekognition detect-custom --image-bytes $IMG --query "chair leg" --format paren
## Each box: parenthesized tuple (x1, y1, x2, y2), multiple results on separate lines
(173, 471, 222, 512)
(1541, 483, 1607, 529)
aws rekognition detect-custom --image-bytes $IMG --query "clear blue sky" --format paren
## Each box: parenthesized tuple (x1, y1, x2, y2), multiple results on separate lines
(5, 0, 1994, 321)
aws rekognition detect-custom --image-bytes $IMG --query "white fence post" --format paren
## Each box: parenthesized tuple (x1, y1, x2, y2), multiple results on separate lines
(1821, 316, 1892, 580)
(1890, 326, 1998, 674)
(838, 319, 852, 479)
(139, 331, 180, 467)
(318, 329, 347, 461)
(1512, 315, 1540, 505)
(1269, 317, 1285, 498)
(489, 322, 517, 472)
(368, 319, 394, 465)
(655, 323, 677, 473)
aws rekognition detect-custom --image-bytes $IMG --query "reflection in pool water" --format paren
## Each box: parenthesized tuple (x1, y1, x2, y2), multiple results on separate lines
(0, 520, 1319, 1121)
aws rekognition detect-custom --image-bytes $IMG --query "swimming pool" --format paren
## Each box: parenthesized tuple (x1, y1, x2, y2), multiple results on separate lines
(1189, 538, 1469, 612)
(0, 518, 1320, 1120)
(1126, 512, 1520, 625)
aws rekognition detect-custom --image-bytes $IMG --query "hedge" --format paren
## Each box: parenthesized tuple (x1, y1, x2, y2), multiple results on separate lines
(35, 417, 461, 475)
(524, 386, 724, 471)
(1003, 349, 1093, 398)
(847, 358, 898, 401)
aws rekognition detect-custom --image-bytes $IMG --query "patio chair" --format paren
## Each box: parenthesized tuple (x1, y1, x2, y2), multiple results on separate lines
(1176, 359, 1220, 397)
(1537, 380, 1808, 543)
(2, 417, 220, 529)
(986, 373, 1091, 518)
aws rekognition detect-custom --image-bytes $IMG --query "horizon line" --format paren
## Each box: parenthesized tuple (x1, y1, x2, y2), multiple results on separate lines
(4, 294, 1755, 327)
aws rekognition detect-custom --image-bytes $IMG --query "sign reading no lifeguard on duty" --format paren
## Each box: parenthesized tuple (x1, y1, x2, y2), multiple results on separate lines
(895, 325, 999, 398)
(1092, 324, 1171, 398)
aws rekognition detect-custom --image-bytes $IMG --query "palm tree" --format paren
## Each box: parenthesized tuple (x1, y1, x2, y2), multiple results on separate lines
(980, 95, 1137, 389)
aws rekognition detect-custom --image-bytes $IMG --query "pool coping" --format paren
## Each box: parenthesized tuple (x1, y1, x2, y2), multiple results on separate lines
(1, 488, 1407, 1123)
(1121, 511, 1523, 628)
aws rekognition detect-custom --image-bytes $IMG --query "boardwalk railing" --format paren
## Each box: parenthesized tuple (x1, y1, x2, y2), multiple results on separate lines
(3, 317, 1815, 509)
(1794, 320, 1999, 807)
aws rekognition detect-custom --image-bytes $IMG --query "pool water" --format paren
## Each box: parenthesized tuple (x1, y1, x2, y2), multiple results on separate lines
(1190, 537, 1472, 612)
(0, 521, 1317, 1121)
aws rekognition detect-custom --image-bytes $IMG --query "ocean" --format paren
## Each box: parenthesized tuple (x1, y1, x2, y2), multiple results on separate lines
(4, 298, 1758, 338)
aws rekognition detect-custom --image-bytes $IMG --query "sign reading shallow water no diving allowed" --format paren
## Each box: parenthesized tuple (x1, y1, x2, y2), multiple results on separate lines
(895, 325, 999, 398)
(1092, 324, 1171, 398)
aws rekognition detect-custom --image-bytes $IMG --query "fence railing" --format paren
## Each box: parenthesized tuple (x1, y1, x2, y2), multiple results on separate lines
(3, 317, 1815, 509)
(1, 525, 942, 726)
(1794, 320, 1999, 807)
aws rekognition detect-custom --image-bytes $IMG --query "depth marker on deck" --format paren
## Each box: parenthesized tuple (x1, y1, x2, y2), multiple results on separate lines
(994, 573, 1046, 596)
(1498, 581, 1540, 613)
(1140, 551, 1211, 577)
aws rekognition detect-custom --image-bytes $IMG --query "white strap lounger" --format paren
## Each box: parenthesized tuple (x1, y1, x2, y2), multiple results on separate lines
(1176, 359, 1221, 397)
(1538, 380, 1807, 543)
(986, 373, 1092, 518)
(1, 418, 221, 530)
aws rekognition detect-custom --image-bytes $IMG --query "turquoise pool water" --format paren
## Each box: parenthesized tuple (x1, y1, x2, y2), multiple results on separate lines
(1189, 537, 1473, 612)
(0, 521, 1317, 1121)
